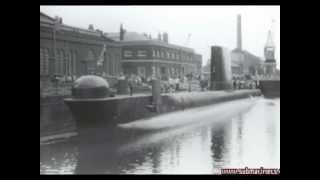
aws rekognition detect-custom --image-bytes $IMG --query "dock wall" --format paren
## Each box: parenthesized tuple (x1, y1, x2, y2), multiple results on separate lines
(259, 80, 280, 98)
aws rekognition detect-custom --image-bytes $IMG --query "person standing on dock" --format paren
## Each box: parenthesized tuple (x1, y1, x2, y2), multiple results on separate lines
(233, 80, 237, 90)
(128, 78, 134, 96)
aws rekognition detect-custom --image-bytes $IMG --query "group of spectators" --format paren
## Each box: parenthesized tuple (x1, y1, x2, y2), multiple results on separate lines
(120, 72, 199, 94)
(233, 80, 259, 90)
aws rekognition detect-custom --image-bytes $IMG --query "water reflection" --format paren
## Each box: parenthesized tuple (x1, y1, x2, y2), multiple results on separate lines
(40, 141, 78, 174)
(211, 123, 227, 172)
(40, 98, 280, 174)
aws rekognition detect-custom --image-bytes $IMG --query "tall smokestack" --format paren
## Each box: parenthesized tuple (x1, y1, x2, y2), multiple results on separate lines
(237, 14, 242, 51)
(158, 33, 162, 41)
(120, 24, 125, 41)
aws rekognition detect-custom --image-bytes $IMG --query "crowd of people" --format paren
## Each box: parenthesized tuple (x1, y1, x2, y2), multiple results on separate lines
(197, 75, 261, 91)
(42, 72, 261, 98)
(233, 79, 259, 90)
(117, 72, 200, 95)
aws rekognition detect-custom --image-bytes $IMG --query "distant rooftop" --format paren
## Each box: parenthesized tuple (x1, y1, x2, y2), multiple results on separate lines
(231, 48, 264, 64)
(106, 32, 150, 42)
(40, 12, 115, 42)
(105, 32, 195, 53)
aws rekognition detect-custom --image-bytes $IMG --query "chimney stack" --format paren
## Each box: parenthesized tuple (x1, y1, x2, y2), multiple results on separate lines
(158, 33, 162, 41)
(88, 24, 94, 31)
(54, 16, 63, 24)
(163, 32, 169, 43)
(237, 14, 242, 51)
(120, 24, 125, 41)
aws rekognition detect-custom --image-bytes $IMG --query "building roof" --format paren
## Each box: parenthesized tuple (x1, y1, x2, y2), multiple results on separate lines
(105, 31, 195, 53)
(121, 40, 195, 53)
(40, 11, 115, 42)
(106, 32, 150, 41)
(231, 48, 264, 65)
(40, 12, 55, 24)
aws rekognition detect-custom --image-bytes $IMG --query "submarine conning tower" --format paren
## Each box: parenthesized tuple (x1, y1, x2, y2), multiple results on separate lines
(210, 46, 233, 90)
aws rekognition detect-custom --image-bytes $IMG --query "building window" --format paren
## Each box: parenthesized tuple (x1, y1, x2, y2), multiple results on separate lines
(110, 55, 113, 75)
(115, 55, 120, 76)
(63, 51, 69, 76)
(104, 54, 111, 74)
(54, 49, 64, 75)
(161, 51, 165, 58)
(40, 48, 49, 76)
(71, 51, 77, 76)
(137, 50, 147, 58)
(113, 55, 117, 76)
(152, 50, 156, 57)
(161, 67, 166, 75)
(171, 67, 175, 76)
(124, 50, 133, 58)
(137, 66, 146, 78)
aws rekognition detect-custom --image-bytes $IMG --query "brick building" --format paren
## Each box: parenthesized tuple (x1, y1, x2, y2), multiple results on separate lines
(40, 12, 122, 86)
(41, 11, 203, 94)
(107, 29, 202, 80)
(230, 14, 264, 79)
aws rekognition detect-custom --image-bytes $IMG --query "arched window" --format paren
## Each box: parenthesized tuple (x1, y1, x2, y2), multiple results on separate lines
(113, 55, 117, 76)
(110, 55, 114, 76)
(63, 50, 69, 76)
(40, 48, 48, 75)
(87, 49, 95, 61)
(67, 51, 72, 76)
(103, 52, 107, 74)
(106, 54, 111, 75)
(71, 51, 77, 76)
(152, 49, 156, 57)
(54, 49, 63, 75)
(116, 55, 120, 75)
(40, 48, 49, 76)
(60, 50, 65, 75)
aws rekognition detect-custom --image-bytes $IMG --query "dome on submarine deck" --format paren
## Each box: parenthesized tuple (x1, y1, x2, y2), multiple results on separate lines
(71, 75, 110, 99)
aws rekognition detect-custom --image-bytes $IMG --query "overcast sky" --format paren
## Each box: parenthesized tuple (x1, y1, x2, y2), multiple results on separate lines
(40, 6, 280, 68)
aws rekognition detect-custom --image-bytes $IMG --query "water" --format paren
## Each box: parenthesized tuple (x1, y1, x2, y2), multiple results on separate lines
(40, 97, 280, 174)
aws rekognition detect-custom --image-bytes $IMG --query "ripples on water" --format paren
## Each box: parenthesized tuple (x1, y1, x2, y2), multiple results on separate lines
(40, 97, 280, 174)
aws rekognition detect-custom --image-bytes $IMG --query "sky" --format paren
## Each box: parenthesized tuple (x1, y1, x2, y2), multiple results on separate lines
(40, 6, 280, 69)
